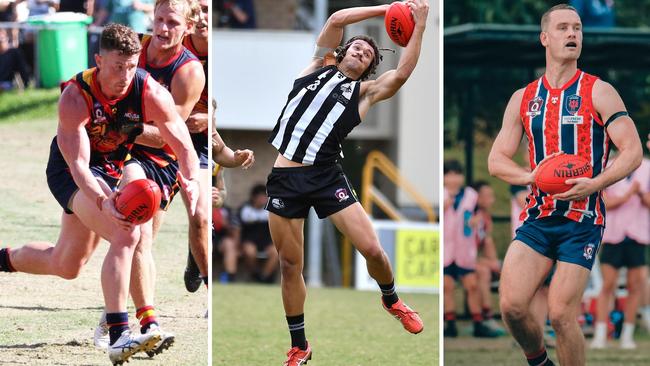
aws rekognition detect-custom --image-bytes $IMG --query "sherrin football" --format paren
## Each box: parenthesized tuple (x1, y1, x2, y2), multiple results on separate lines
(534, 154, 592, 195)
(385, 1, 415, 47)
(115, 178, 161, 224)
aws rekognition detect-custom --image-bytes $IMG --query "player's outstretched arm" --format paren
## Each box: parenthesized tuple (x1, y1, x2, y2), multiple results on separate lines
(555, 81, 642, 201)
(358, 0, 428, 117)
(487, 88, 534, 186)
(57, 84, 129, 226)
(300, 4, 390, 77)
(171, 61, 205, 121)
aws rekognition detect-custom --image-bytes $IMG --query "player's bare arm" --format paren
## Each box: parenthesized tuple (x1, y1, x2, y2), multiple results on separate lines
(212, 129, 254, 169)
(555, 80, 642, 201)
(300, 4, 390, 77)
(135, 123, 167, 148)
(487, 89, 533, 185)
(57, 84, 129, 226)
(144, 78, 200, 211)
(358, 0, 428, 118)
(187, 111, 208, 133)
(171, 61, 205, 121)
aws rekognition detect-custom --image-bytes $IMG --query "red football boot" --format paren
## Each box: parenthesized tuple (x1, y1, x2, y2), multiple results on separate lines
(383, 298, 424, 334)
(283, 342, 312, 366)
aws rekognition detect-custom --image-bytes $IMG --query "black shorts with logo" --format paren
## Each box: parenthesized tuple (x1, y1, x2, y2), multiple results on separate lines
(265, 163, 358, 219)
(600, 237, 647, 269)
(46, 137, 119, 214)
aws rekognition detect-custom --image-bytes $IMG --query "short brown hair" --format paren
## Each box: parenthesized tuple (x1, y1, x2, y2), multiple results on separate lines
(335, 35, 382, 81)
(541, 4, 579, 31)
(100, 23, 141, 56)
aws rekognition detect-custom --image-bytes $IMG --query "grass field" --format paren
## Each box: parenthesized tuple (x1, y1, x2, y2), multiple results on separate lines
(0, 118, 208, 365)
(0, 88, 59, 123)
(213, 283, 438, 366)
(444, 320, 650, 366)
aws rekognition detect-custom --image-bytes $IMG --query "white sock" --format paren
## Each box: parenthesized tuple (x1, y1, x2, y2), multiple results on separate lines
(621, 322, 635, 342)
(594, 322, 608, 341)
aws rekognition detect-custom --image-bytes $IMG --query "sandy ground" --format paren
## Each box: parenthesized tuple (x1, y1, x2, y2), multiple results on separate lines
(0, 119, 208, 365)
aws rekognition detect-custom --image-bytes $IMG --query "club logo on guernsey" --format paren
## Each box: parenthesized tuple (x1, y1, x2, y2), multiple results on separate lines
(526, 96, 543, 117)
(583, 243, 596, 261)
(563, 94, 584, 125)
(335, 188, 350, 202)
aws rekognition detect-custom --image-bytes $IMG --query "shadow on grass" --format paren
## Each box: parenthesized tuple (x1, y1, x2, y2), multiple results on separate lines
(0, 305, 103, 312)
(0, 93, 59, 121)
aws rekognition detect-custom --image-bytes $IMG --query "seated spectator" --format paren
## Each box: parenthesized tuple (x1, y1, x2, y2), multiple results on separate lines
(0, 29, 30, 91)
(235, 184, 278, 283)
(108, 0, 153, 34)
(215, 0, 255, 29)
(570, 0, 615, 27)
(27, 0, 59, 16)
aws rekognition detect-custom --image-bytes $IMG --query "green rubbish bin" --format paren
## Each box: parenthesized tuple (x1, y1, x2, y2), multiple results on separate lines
(28, 12, 92, 88)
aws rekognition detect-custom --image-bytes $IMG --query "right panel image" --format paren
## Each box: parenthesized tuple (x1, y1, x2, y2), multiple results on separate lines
(444, 1, 650, 365)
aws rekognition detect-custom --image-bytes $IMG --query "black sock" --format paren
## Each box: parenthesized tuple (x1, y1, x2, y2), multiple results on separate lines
(526, 348, 553, 366)
(201, 276, 208, 285)
(0, 248, 15, 272)
(286, 314, 307, 350)
(106, 312, 129, 345)
(379, 281, 399, 307)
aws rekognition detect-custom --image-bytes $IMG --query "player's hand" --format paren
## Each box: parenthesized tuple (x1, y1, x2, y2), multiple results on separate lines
(177, 171, 199, 215)
(186, 113, 208, 133)
(103, 191, 134, 231)
(234, 149, 255, 169)
(212, 186, 225, 208)
(554, 177, 600, 201)
(406, 0, 429, 28)
(527, 151, 565, 185)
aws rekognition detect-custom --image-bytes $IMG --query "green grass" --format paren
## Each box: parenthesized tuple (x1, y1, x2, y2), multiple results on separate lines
(0, 118, 208, 365)
(0, 88, 59, 123)
(445, 320, 650, 365)
(213, 284, 438, 366)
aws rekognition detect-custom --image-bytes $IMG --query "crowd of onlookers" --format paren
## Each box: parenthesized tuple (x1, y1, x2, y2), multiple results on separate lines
(212, 181, 279, 284)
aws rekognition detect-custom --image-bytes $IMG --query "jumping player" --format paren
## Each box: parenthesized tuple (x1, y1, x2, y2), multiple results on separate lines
(488, 4, 643, 365)
(0, 23, 200, 365)
(264, 1, 428, 364)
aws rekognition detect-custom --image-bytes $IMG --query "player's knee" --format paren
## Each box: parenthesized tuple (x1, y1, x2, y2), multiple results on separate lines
(548, 308, 573, 331)
(500, 299, 527, 324)
(359, 243, 384, 263)
(110, 229, 140, 249)
(57, 263, 83, 280)
(279, 255, 302, 277)
(189, 213, 209, 231)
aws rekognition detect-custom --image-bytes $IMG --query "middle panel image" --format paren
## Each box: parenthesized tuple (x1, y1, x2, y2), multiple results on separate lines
(212, 1, 439, 365)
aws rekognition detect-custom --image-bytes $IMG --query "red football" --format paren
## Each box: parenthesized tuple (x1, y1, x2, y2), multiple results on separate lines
(115, 179, 161, 224)
(534, 154, 593, 194)
(385, 2, 415, 47)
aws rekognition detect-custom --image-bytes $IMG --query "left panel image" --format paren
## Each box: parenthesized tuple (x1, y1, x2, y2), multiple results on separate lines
(0, 0, 210, 364)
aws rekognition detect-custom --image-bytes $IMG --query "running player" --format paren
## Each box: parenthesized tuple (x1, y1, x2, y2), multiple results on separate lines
(0, 23, 200, 365)
(488, 4, 643, 366)
(181, 0, 211, 292)
(265, 1, 428, 364)
(94, 0, 205, 356)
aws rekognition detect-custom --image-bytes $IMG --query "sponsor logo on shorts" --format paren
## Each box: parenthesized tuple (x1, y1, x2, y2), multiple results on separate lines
(271, 198, 285, 210)
(583, 242, 596, 261)
(335, 188, 350, 203)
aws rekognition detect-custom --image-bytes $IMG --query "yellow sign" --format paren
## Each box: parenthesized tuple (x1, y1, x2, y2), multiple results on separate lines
(395, 229, 439, 288)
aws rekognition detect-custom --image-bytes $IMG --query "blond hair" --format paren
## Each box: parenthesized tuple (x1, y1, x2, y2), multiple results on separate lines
(155, 0, 201, 26)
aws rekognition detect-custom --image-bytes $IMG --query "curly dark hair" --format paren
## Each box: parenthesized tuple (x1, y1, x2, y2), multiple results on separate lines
(335, 35, 382, 81)
(100, 23, 142, 56)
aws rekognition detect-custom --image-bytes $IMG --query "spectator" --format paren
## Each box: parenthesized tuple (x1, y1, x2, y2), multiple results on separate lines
(443, 160, 499, 338)
(26, 0, 59, 16)
(215, 0, 255, 29)
(0, 0, 20, 47)
(471, 181, 505, 335)
(58, 0, 93, 15)
(591, 148, 650, 350)
(212, 165, 239, 284)
(0, 29, 30, 91)
(235, 183, 278, 283)
(107, 0, 153, 34)
(570, 0, 615, 27)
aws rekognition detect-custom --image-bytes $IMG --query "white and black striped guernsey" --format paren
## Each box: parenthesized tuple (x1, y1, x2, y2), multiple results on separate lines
(269, 65, 361, 165)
